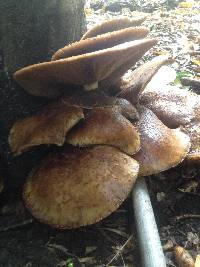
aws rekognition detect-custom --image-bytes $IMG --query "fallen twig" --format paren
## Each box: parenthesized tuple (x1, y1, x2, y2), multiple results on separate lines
(106, 235, 133, 266)
(0, 218, 33, 232)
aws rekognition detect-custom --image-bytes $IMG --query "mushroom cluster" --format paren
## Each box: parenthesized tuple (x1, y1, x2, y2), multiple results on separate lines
(9, 17, 200, 229)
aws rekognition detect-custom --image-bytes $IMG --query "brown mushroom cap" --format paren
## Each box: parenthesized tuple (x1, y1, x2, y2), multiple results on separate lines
(14, 38, 157, 97)
(140, 84, 200, 128)
(52, 27, 149, 60)
(23, 145, 139, 229)
(82, 17, 147, 39)
(62, 89, 118, 109)
(66, 107, 140, 155)
(9, 99, 84, 156)
(133, 106, 191, 176)
(119, 55, 170, 104)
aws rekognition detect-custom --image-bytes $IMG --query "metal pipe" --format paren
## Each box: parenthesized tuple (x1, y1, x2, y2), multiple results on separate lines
(132, 177, 167, 267)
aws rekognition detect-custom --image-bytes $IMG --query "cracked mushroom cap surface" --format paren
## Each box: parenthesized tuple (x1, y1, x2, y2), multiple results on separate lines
(66, 106, 140, 155)
(9, 99, 84, 156)
(14, 38, 156, 97)
(133, 106, 191, 176)
(82, 16, 147, 39)
(23, 145, 139, 229)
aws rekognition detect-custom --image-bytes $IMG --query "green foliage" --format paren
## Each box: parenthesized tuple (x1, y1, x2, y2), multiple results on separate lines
(174, 70, 193, 85)
(66, 258, 74, 267)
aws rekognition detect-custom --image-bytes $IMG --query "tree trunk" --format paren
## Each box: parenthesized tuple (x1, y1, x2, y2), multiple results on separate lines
(0, 0, 86, 73)
(0, 0, 86, 189)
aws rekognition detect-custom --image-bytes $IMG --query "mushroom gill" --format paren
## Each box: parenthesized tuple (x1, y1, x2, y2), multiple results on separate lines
(23, 146, 139, 229)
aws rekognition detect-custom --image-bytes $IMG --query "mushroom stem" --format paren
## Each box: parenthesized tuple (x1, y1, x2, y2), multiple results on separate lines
(84, 81, 98, 91)
(132, 177, 167, 267)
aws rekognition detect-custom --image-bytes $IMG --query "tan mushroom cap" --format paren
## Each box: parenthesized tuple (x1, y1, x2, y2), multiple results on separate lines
(52, 27, 149, 61)
(119, 55, 170, 104)
(99, 39, 157, 90)
(66, 107, 140, 155)
(23, 145, 139, 229)
(9, 99, 84, 156)
(140, 84, 200, 128)
(14, 38, 157, 97)
(133, 107, 191, 176)
(82, 16, 147, 39)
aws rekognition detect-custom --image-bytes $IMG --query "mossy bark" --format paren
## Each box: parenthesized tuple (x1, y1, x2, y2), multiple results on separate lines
(0, 0, 86, 73)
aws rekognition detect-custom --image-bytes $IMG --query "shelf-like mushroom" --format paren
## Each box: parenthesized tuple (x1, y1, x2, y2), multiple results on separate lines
(14, 38, 156, 97)
(23, 146, 139, 229)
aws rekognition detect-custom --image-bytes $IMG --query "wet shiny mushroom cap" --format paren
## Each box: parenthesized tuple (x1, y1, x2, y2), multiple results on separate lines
(133, 106, 191, 176)
(23, 146, 139, 229)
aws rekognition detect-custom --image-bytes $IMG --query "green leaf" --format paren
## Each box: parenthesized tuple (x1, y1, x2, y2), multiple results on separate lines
(174, 70, 193, 85)
(66, 258, 74, 267)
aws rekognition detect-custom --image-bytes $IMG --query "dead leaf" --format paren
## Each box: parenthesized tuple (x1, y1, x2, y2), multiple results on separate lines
(195, 255, 200, 267)
(174, 246, 195, 267)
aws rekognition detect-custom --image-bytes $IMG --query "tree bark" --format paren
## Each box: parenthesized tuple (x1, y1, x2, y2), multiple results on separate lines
(0, 0, 86, 189)
(0, 0, 86, 73)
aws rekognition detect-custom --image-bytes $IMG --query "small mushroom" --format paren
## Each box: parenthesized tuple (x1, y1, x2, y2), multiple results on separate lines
(66, 106, 140, 155)
(23, 146, 139, 228)
(82, 16, 147, 39)
(9, 99, 84, 156)
(133, 106, 190, 176)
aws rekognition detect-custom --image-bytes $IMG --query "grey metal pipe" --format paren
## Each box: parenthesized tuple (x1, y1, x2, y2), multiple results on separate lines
(132, 177, 167, 267)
